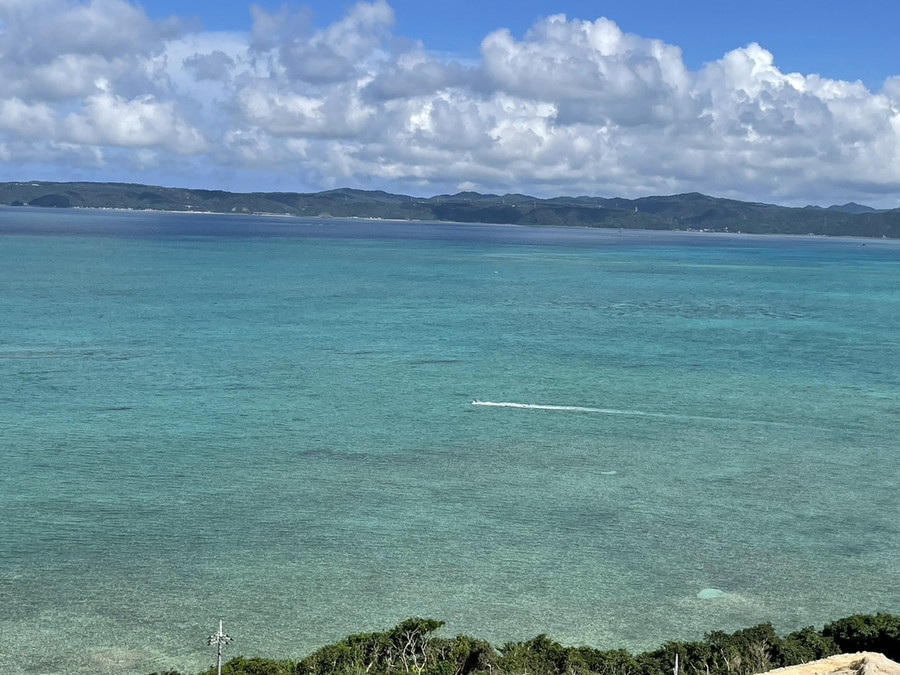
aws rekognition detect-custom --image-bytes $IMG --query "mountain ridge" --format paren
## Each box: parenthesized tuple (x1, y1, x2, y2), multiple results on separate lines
(2, 180, 899, 238)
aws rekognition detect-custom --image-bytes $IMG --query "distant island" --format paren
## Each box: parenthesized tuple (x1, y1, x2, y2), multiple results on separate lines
(2, 181, 900, 238)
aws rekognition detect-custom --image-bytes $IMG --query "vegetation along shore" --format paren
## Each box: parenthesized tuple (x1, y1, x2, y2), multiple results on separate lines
(3, 181, 900, 238)
(146, 613, 900, 675)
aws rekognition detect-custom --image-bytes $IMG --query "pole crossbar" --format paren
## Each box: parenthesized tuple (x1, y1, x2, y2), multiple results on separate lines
(207, 619, 233, 675)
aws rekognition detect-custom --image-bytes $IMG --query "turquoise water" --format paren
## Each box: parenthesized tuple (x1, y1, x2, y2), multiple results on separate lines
(1, 208, 898, 674)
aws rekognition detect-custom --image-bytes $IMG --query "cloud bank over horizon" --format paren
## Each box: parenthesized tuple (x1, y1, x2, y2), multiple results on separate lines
(2, 0, 899, 207)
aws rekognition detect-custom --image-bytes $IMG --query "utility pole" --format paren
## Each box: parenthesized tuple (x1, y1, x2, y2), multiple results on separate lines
(207, 619, 233, 675)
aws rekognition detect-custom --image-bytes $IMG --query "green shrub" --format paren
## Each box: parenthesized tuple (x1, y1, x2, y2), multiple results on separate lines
(822, 613, 900, 659)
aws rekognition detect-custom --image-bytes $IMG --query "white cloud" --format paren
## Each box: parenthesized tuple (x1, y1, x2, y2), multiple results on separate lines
(1, 0, 900, 207)
(481, 15, 694, 126)
(0, 0, 173, 62)
(0, 99, 57, 137)
(250, 0, 394, 84)
(234, 81, 375, 138)
(0, 0, 177, 100)
(184, 50, 236, 81)
(362, 47, 469, 101)
(64, 89, 207, 152)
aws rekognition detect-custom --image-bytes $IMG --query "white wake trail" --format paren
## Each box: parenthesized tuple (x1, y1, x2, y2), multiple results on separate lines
(472, 401, 645, 415)
(470, 400, 823, 429)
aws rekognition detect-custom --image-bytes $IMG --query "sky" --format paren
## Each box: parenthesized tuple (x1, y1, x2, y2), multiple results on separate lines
(1, 0, 900, 207)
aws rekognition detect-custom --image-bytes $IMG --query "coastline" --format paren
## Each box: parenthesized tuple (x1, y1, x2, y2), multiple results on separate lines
(2, 180, 899, 239)
(3, 203, 899, 245)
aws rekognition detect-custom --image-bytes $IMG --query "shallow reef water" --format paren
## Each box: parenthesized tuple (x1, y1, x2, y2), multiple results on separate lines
(1, 208, 898, 674)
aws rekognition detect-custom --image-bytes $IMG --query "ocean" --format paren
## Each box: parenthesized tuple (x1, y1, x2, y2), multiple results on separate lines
(1, 207, 898, 674)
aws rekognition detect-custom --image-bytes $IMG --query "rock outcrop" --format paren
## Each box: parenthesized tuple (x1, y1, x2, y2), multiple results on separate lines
(764, 653, 900, 675)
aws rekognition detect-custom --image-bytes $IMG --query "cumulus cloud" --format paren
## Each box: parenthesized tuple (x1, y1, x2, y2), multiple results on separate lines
(481, 15, 695, 126)
(1, 0, 900, 207)
(363, 47, 469, 101)
(249, 0, 394, 83)
(184, 50, 235, 81)
(0, 99, 57, 138)
(0, 0, 177, 100)
(65, 85, 207, 152)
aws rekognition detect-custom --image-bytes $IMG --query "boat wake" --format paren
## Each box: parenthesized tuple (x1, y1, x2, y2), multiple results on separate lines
(472, 400, 630, 414)
(471, 400, 685, 418)
(470, 400, 820, 428)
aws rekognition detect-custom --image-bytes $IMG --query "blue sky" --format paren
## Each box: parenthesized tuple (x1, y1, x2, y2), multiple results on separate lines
(2, 0, 900, 207)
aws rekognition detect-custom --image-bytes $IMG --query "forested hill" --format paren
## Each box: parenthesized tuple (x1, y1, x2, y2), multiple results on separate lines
(2, 181, 900, 238)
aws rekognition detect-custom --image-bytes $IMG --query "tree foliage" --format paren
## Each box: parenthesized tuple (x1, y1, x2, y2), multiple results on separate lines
(822, 613, 900, 660)
(149, 613, 899, 675)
